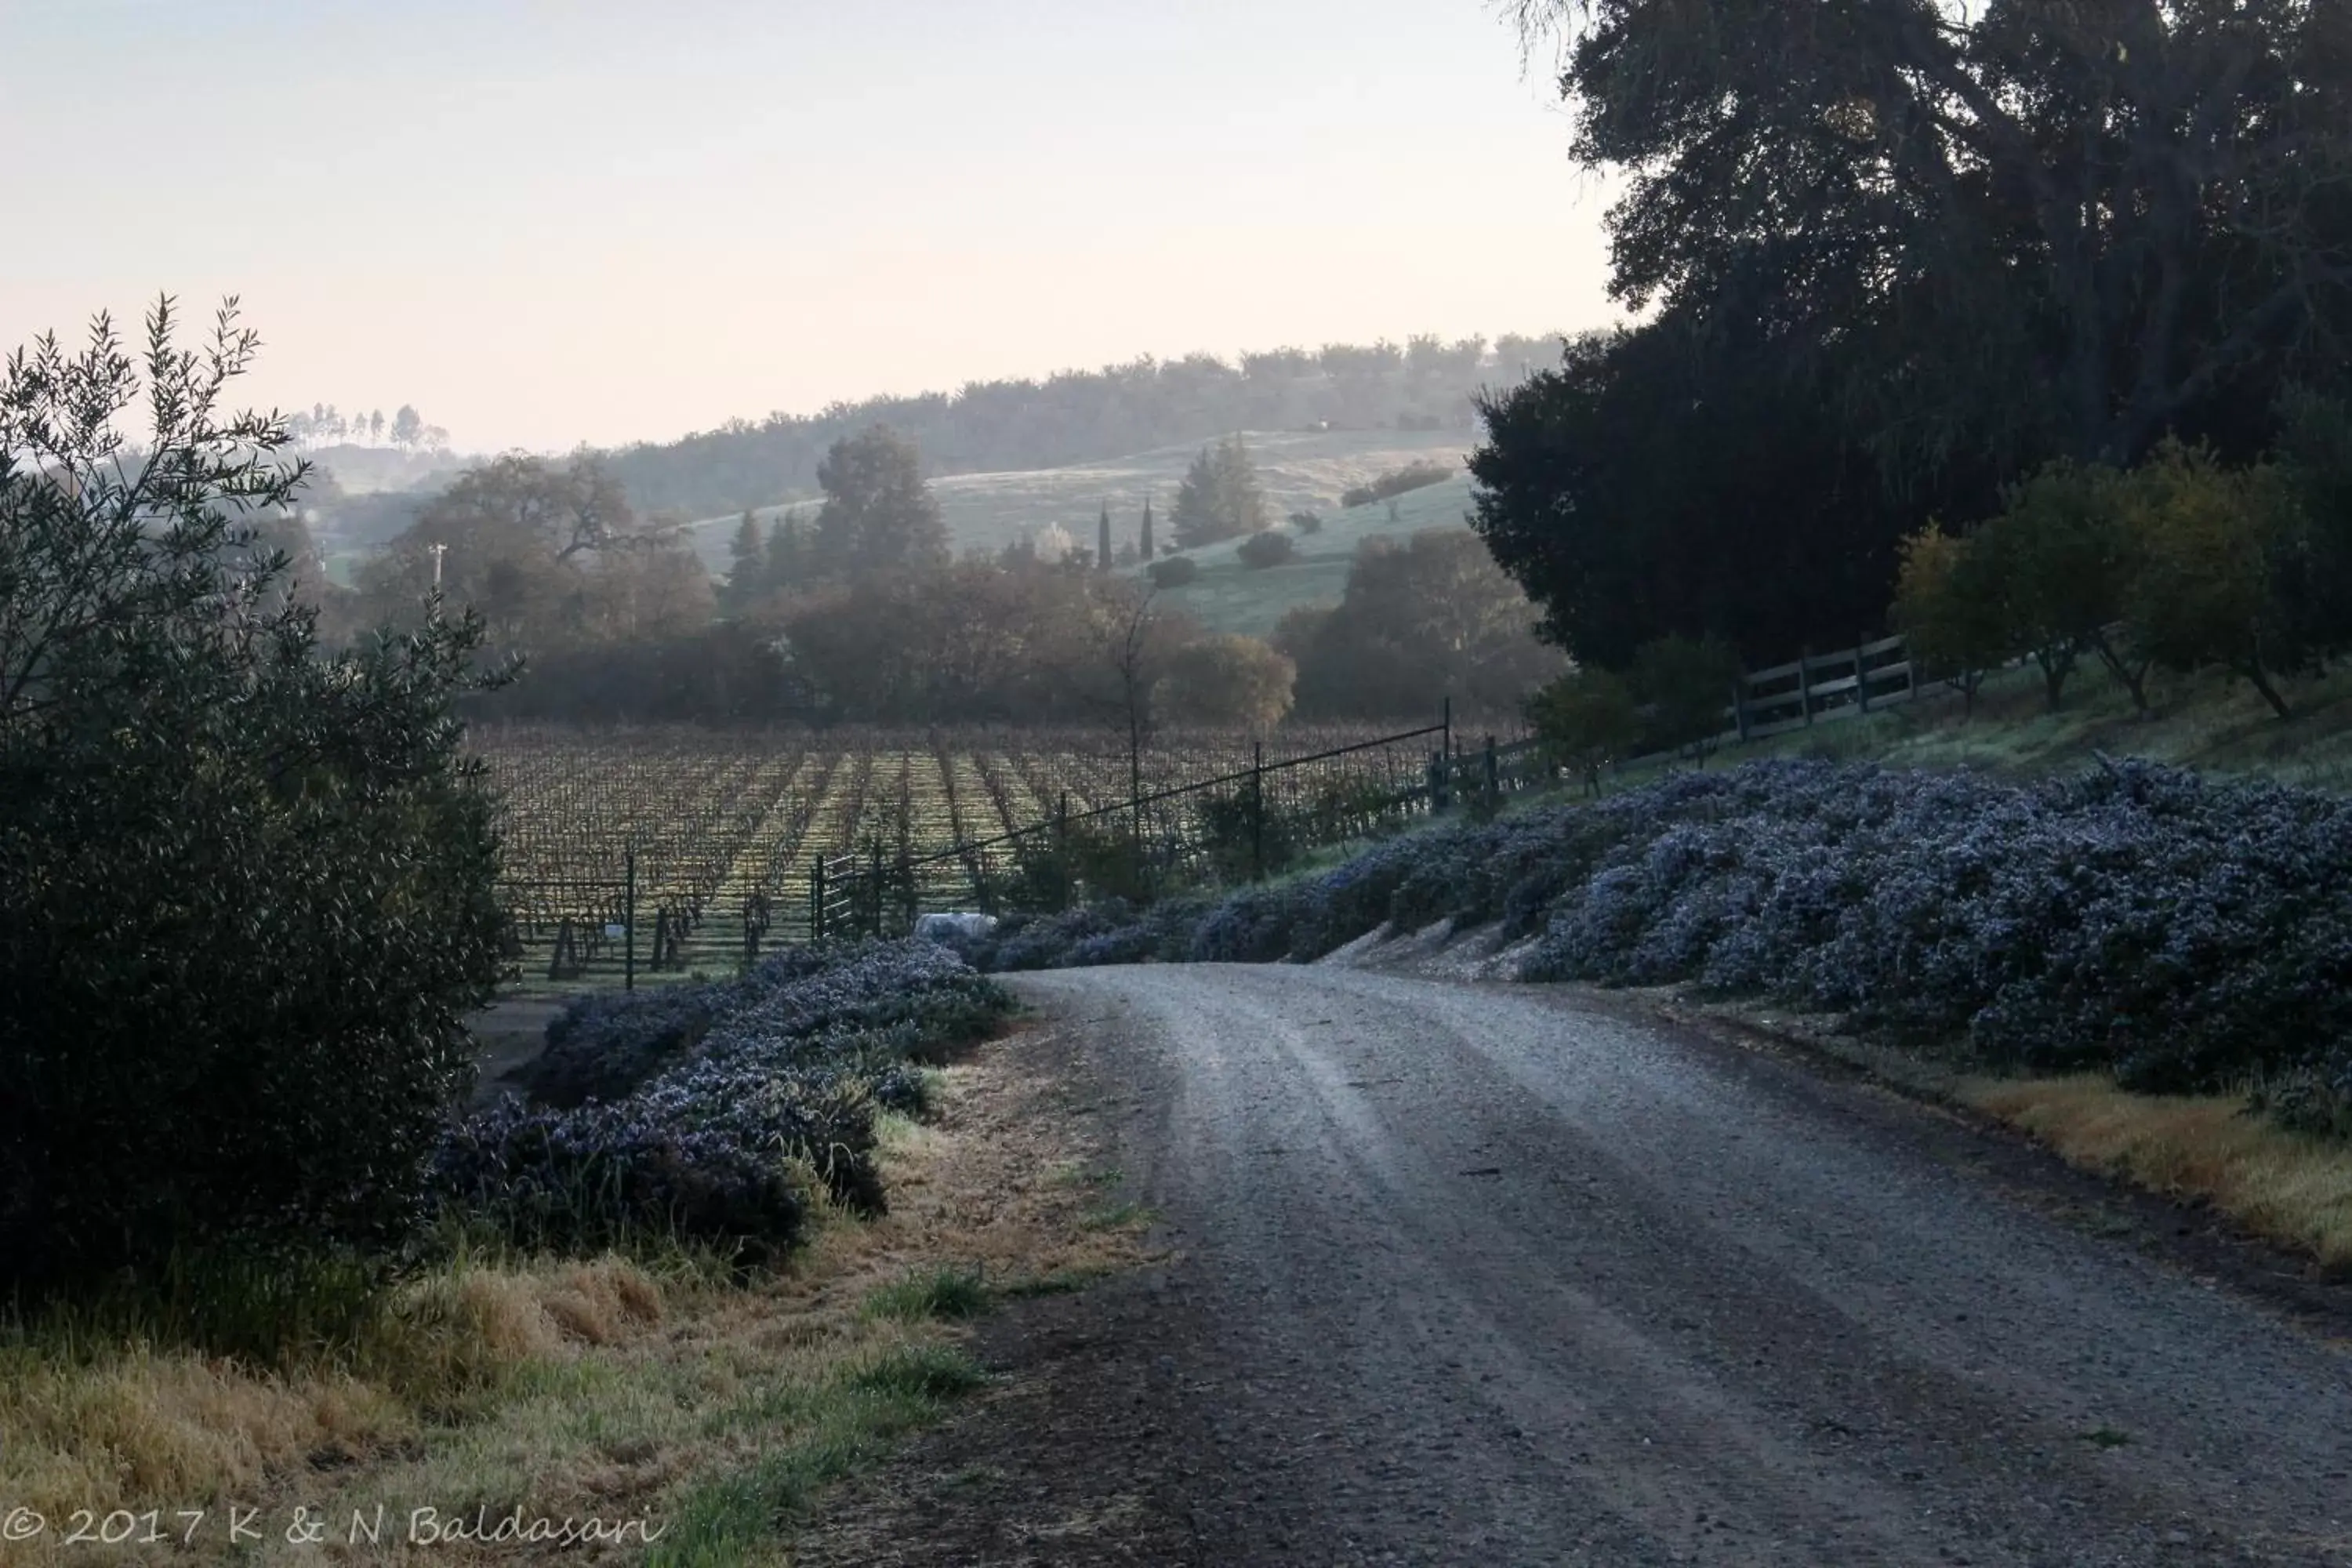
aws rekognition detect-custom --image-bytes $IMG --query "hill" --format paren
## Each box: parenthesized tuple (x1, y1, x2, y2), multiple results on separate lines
(300, 443, 474, 495)
(1116, 470, 1480, 637)
(601, 332, 1561, 521)
(672, 429, 1480, 579)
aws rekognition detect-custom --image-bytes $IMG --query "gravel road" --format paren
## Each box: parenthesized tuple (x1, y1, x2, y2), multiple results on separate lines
(975, 963, 2352, 1567)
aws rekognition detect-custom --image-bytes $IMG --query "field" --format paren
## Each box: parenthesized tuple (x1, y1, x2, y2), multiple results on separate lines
(1119, 470, 1479, 636)
(673, 426, 1476, 573)
(474, 720, 1455, 992)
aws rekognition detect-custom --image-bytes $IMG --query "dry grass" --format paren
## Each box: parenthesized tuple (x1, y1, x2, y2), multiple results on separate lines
(1962, 1074, 2352, 1272)
(0, 1025, 1153, 1566)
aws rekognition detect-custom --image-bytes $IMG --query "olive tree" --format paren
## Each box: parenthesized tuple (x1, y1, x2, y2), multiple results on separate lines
(0, 298, 511, 1294)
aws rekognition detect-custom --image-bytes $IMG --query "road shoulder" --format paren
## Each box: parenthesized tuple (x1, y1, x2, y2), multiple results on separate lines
(787, 1008, 1211, 1567)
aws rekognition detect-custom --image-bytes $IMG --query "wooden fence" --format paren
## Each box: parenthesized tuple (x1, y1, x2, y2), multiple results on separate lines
(1606, 633, 1919, 774)
(1733, 633, 1917, 740)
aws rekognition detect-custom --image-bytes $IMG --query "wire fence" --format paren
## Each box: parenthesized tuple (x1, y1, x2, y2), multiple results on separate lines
(487, 639, 1933, 993)
(492, 710, 1550, 992)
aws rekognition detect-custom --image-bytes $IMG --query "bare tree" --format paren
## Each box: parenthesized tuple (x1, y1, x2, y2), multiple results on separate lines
(1096, 579, 1167, 818)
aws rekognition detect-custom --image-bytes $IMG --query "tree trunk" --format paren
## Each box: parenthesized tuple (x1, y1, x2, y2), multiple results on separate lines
(2034, 647, 2070, 713)
(2088, 631, 2154, 718)
(2242, 659, 2294, 720)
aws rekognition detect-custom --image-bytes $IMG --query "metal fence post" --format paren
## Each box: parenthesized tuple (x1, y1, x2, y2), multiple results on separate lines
(1251, 740, 1265, 883)
(1855, 641, 1871, 713)
(1798, 649, 1814, 725)
(811, 856, 826, 944)
(623, 847, 635, 993)
(1056, 790, 1071, 910)
(1484, 734, 1498, 798)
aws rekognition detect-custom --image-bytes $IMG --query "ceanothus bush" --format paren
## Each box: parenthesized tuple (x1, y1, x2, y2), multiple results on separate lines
(954, 757, 2352, 1125)
(435, 941, 1014, 1259)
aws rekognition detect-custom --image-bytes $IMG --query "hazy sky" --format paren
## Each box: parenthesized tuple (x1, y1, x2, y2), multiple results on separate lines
(2, 1, 1624, 454)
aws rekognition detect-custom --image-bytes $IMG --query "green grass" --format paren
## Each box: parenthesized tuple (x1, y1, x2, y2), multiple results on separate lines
(1598, 656, 2352, 798)
(1079, 1202, 1155, 1232)
(1046, 1161, 1123, 1190)
(1120, 470, 1479, 637)
(993, 1264, 1123, 1299)
(647, 1341, 989, 1567)
(671, 427, 1475, 578)
(860, 1266, 991, 1323)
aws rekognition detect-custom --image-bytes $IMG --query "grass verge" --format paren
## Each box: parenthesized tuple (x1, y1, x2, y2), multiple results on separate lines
(0, 1025, 1156, 1567)
(1962, 1074, 2352, 1272)
(1660, 990, 2352, 1277)
(1603, 658, 2352, 797)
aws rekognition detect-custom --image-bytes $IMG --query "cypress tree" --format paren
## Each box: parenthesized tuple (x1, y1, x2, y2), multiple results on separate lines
(1098, 501, 1112, 571)
(725, 510, 767, 610)
(1140, 495, 1156, 560)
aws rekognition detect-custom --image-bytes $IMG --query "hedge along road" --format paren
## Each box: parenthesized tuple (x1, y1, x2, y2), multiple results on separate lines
(1000, 963, 2352, 1567)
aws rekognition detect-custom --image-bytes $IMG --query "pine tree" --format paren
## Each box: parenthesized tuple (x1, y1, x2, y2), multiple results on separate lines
(1098, 501, 1112, 572)
(1171, 435, 1269, 548)
(1140, 495, 1156, 560)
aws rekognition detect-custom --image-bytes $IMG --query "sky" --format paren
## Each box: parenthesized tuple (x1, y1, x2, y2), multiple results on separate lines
(0, 0, 1625, 454)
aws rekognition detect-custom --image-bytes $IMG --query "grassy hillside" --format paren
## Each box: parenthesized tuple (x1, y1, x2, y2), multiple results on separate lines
(1623, 657, 2352, 797)
(1118, 470, 1479, 637)
(673, 428, 1477, 577)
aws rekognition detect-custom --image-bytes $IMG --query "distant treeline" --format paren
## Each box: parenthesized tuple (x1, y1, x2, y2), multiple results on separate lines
(601, 333, 1559, 521)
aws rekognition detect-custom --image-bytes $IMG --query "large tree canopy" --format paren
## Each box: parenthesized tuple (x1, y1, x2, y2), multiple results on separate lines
(1475, 0, 2352, 668)
(810, 424, 949, 579)
(356, 451, 710, 656)
(1521, 0, 2352, 470)
(1469, 303, 1991, 667)
(1278, 528, 1565, 717)
(1170, 435, 1272, 549)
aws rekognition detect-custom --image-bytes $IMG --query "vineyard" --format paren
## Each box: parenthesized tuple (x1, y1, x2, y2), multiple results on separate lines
(473, 720, 1499, 993)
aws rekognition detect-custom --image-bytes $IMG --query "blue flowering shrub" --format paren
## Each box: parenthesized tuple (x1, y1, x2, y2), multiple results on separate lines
(956, 897, 1216, 972)
(517, 942, 1007, 1106)
(958, 758, 2352, 1123)
(436, 941, 1015, 1260)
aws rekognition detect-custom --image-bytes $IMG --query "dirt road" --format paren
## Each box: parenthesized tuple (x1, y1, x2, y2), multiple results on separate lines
(803, 964, 2352, 1566)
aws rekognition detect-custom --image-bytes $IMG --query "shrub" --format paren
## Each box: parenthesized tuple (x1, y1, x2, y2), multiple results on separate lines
(1149, 555, 1200, 588)
(1341, 459, 1454, 510)
(1629, 634, 1742, 757)
(1236, 530, 1297, 569)
(0, 300, 511, 1296)
(1156, 633, 1295, 728)
(1288, 510, 1323, 534)
(1893, 524, 2011, 713)
(1194, 786, 1305, 884)
(437, 942, 1014, 1260)
(2120, 440, 2304, 719)
(1526, 666, 1642, 793)
(953, 757, 2352, 1127)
